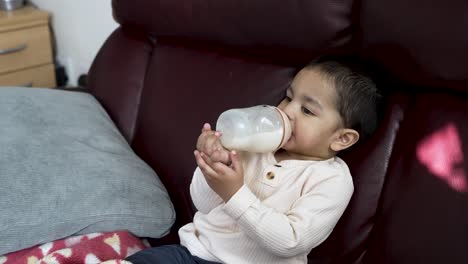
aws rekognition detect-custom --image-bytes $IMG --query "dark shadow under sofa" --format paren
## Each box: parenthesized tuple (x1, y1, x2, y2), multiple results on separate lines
(82, 0, 468, 263)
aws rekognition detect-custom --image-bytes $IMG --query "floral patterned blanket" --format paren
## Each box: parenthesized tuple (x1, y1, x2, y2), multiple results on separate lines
(0, 231, 148, 264)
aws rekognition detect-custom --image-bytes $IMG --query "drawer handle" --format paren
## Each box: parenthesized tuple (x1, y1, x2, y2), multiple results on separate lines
(20, 82, 33, 87)
(0, 44, 27, 55)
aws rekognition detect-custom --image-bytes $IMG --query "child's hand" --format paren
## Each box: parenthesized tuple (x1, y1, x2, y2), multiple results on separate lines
(196, 123, 231, 165)
(194, 150, 244, 202)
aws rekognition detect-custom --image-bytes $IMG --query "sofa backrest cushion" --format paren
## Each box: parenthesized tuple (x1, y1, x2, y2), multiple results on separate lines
(111, 0, 356, 65)
(359, 0, 468, 92)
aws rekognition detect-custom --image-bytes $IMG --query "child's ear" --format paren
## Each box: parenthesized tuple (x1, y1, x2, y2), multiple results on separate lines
(330, 128, 360, 152)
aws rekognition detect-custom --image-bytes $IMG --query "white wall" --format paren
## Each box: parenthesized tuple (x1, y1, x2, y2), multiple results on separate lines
(30, 0, 118, 86)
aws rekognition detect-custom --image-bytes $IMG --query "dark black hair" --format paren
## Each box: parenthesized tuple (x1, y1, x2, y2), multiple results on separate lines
(305, 57, 381, 140)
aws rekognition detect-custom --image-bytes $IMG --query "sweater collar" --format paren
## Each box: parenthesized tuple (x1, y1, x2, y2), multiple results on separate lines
(267, 152, 337, 168)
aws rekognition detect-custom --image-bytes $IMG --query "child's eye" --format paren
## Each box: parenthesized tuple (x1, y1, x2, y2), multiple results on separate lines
(302, 107, 314, 116)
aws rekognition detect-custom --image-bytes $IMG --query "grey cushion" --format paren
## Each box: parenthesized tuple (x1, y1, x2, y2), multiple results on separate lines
(0, 87, 175, 255)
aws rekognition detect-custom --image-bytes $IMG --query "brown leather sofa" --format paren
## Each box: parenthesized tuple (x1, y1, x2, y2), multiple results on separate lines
(86, 0, 468, 263)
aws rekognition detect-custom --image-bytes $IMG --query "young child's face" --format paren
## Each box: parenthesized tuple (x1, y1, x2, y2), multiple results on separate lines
(277, 68, 344, 160)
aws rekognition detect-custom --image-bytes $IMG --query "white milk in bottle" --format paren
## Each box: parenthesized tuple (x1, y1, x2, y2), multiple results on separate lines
(216, 105, 292, 153)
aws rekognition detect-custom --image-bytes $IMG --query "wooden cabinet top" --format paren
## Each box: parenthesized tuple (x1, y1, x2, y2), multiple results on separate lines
(0, 6, 49, 33)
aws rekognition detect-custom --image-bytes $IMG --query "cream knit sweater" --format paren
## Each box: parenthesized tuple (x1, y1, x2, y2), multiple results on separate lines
(179, 152, 354, 264)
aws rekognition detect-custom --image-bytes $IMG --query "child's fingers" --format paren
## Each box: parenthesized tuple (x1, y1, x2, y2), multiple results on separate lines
(204, 136, 219, 155)
(211, 150, 231, 165)
(210, 150, 223, 163)
(200, 151, 216, 167)
(230, 151, 242, 173)
(208, 134, 226, 155)
(197, 130, 213, 151)
(210, 162, 229, 175)
(197, 151, 213, 166)
(194, 150, 217, 177)
(197, 131, 213, 152)
(198, 150, 230, 174)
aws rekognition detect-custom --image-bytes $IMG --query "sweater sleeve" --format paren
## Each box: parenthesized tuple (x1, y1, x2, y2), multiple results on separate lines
(190, 167, 224, 214)
(222, 173, 353, 258)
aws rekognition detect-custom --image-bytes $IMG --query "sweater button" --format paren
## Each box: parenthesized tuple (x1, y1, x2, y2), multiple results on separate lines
(266, 171, 275, 180)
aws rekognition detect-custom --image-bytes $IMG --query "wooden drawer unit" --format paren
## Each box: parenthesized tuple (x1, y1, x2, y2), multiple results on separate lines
(0, 64, 55, 87)
(0, 25, 52, 73)
(0, 6, 56, 88)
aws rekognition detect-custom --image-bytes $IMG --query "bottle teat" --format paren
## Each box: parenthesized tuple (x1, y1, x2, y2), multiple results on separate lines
(216, 105, 292, 153)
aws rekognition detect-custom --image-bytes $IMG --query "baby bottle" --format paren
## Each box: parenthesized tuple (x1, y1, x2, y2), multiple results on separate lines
(215, 105, 292, 153)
